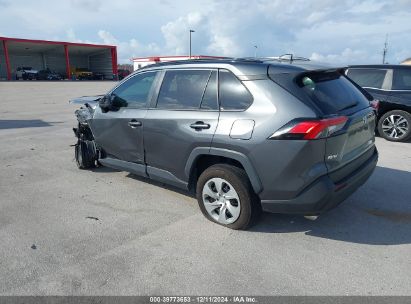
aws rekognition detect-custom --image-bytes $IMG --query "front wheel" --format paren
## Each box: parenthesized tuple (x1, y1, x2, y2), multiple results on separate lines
(378, 110, 411, 142)
(75, 140, 96, 169)
(196, 164, 260, 230)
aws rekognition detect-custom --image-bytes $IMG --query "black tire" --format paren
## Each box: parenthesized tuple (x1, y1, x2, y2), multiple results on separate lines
(377, 110, 411, 142)
(75, 140, 96, 169)
(196, 164, 260, 230)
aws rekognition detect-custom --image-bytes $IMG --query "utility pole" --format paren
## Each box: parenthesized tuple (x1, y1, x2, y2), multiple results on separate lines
(254, 45, 258, 58)
(189, 29, 195, 59)
(382, 34, 388, 64)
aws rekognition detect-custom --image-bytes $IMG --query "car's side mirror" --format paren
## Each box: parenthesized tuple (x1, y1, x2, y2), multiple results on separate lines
(99, 95, 112, 113)
(99, 94, 127, 112)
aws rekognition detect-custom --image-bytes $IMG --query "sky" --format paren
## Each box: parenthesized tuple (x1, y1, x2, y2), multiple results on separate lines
(0, 0, 410, 64)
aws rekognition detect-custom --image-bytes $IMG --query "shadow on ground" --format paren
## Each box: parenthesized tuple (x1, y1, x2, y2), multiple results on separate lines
(90, 164, 411, 245)
(249, 166, 411, 245)
(0, 119, 63, 129)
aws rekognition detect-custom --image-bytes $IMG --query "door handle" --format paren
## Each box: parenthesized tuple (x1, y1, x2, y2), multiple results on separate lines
(190, 121, 210, 130)
(128, 120, 142, 128)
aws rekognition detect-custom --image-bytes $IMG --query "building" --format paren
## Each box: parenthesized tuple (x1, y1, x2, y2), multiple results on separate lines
(132, 55, 227, 71)
(0, 36, 118, 80)
(400, 58, 411, 65)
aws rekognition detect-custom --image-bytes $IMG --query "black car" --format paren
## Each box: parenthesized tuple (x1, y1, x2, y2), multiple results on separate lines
(92, 72, 105, 80)
(346, 65, 411, 142)
(37, 69, 62, 80)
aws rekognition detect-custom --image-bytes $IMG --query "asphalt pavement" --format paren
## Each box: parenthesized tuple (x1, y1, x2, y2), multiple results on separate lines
(0, 81, 410, 295)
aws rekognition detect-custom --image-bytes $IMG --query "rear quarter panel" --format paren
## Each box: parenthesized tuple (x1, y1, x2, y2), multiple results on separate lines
(211, 79, 328, 200)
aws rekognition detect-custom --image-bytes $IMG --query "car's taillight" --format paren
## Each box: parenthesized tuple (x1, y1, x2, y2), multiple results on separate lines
(370, 99, 379, 112)
(269, 116, 348, 140)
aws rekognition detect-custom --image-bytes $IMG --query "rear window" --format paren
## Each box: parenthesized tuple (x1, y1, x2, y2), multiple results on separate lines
(219, 70, 253, 111)
(269, 70, 370, 115)
(346, 68, 387, 89)
(392, 68, 411, 90)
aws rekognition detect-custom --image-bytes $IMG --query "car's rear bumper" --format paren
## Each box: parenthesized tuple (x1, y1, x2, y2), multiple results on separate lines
(260, 149, 378, 214)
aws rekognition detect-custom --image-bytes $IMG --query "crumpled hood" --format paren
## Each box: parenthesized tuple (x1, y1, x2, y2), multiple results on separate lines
(69, 95, 104, 108)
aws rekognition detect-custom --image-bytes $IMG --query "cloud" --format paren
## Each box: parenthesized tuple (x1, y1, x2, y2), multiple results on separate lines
(310, 48, 374, 65)
(69, 0, 102, 11)
(98, 30, 160, 62)
(160, 12, 205, 55)
(0, 0, 411, 64)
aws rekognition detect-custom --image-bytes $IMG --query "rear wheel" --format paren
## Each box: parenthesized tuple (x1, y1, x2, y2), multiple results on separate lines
(378, 110, 411, 142)
(196, 164, 260, 230)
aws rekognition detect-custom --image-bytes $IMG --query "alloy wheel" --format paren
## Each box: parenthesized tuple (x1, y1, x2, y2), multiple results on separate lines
(381, 114, 409, 139)
(202, 177, 241, 225)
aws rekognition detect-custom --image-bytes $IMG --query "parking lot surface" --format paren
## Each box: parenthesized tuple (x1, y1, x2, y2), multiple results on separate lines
(0, 82, 410, 295)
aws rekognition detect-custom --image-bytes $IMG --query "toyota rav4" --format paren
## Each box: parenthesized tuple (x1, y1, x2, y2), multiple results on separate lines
(71, 58, 378, 229)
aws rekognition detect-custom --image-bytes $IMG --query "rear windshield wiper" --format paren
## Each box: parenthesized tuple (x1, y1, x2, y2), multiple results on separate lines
(338, 102, 358, 112)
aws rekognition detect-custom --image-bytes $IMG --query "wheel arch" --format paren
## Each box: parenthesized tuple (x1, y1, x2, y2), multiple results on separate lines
(185, 147, 263, 194)
(378, 102, 411, 119)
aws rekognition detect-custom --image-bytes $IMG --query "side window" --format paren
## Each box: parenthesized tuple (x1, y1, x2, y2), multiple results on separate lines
(156, 70, 211, 109)
(111, 71, 157, 108)
(219, 70, 253, 111)
(200, 71, 218, 110)
(392, 69, 411, 90)
(346, 68, 387, 89)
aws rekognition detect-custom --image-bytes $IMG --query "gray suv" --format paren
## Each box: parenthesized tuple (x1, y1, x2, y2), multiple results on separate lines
(71, 58, 378, 229)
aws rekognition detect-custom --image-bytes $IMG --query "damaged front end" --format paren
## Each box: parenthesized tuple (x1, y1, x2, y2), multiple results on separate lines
(70, 96, 101, 169)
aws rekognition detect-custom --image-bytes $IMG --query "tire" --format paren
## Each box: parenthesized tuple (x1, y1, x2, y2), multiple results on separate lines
(75, 140, 96, 169)
(377, 110, 411, 142)
(196, 164, 260, 230)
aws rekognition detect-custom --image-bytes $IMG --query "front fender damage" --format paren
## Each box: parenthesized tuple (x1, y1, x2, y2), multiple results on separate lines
(71, 97, 99, 168)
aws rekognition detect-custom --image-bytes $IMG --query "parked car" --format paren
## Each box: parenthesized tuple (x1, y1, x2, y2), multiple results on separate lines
(92, 72, 105, 80)
(70, 58, 378, 229)
(37, 68, 62, 80)
(118, 69, 131, 80)
(346, 65, 411, 142)
(16, 67, 39, 80)
(71, 67, 93, 80)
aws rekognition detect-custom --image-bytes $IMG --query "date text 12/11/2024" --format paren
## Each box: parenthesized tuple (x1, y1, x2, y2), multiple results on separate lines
(149, 296, 257, 303)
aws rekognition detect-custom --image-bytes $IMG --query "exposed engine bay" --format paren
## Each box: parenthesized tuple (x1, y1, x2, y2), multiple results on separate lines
(70, 96, 102, 169)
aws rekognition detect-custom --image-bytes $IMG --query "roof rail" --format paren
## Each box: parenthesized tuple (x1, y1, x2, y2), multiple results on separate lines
(275, 54, 310, 63)
(136, 55, 311, 71)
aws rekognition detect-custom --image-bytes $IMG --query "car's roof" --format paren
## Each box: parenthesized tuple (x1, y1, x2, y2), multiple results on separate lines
(349, 64, 411, 69)
(136, 58, 339, 78)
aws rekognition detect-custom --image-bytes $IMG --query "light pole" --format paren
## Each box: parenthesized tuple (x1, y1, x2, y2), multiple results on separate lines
(254, 45, 258, 58)
(189, 29, 195, 59)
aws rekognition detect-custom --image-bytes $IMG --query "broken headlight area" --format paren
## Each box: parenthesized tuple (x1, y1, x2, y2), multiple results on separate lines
(73, 106, 98, 169)
(75, 107, 93, 125)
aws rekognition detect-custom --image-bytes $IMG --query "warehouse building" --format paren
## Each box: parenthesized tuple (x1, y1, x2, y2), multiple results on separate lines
(132, 55, 227, 71)
(0, 37, 117, 80)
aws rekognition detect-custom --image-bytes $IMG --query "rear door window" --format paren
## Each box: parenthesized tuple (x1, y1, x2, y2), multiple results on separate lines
(346, 68, 387, 89)
(156, 70, 211, 109)
(392, 69, 411, 90)
(219, 70, 253, 111)
(200, 71, 218, 110)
